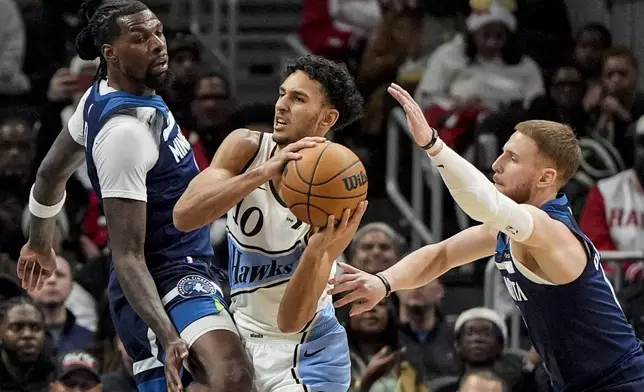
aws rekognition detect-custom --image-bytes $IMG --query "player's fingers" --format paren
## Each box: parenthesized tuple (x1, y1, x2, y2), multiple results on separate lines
(387, 85, 405, 105)
(287, 140, 319, 152)
(328, 280, 362, 296)
(337, 261, 363, 274)
(284, 152, 302, 161)
(349, 300, 376, 317)
(326, 214, 336, 230)
(339, 209, 350, 229)
(28, 261, 37, 292)
(34, 268, 44, 292)
(301, 136, 326, 143)
(328, 272, 357, 286)
(333, 289, 365, 308)
(391, 83, 414, 102)
(350, 201, 367, 223)
(16, 259, 25, 279)
(165, 362, 183, 392)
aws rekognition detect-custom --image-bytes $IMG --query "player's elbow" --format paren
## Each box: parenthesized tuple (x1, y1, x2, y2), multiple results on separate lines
(172, 203, 197, 232)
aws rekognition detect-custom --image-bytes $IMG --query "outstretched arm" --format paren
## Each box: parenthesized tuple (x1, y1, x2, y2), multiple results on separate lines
(19, 127, 85, 290)
(278, 203, 366, 333)
(388, 83, 587, 283)
(330, 224, 497, 315)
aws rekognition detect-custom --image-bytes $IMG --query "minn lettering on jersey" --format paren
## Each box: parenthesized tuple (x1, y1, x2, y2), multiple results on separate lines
(495, 247, 528, 302)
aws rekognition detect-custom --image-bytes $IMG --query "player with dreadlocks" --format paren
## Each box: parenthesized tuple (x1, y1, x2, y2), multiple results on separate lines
(17, 1, 253, 391)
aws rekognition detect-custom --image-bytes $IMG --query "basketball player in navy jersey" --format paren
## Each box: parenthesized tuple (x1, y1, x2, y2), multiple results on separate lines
(173, 55, 366, 392)
(330, 83, 644, 392)
(16, 1, 252, 392)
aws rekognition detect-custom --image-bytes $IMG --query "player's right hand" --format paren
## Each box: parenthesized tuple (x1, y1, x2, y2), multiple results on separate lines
(328, 262, 387, 316)
(163, 338, 189, 392)
(17, 244, 57, 292)
(263, 136, 326, 180)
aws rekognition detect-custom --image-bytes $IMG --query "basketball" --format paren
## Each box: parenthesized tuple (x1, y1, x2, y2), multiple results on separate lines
(280, 142, 368, 227)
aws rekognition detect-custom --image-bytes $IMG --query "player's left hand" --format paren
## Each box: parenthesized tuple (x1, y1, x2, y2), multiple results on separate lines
(17, 243, 57, 292)
(308, 201, 368, 250)
(163, 338, 189, 392)
(328, 262, 386, 316)
(387, 83, 434, 148)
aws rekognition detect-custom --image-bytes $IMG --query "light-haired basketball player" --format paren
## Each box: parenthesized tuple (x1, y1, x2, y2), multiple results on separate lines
(330, 83, 644, 391)
(173, 55, 366, 392)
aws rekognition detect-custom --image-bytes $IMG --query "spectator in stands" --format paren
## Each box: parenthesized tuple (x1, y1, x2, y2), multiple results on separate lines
(189, 71, 234, 160)
(0, 296, 55, 392)
(477, 62, 590, 173)
(433, 307, 524, 392)
(299, 0, 382, 72)
(348, 222, 404, 273)
(0, 111, 36, 259)
(580, 117, 644, 280)
(0, 0, 30, 97)
(30, 256, 93, 354)
(397, 279, 460, 380)
(414, 0, 543, 113)
(573, 23, 612, 112)
(0, 271, 24, 301)
(348, 296, 428, 392)
(163, 33, 202, 125)
(457, 370, 506, 392)
(49, 351, 102, 392)
(591, 47, 644, 167)
(100, 336, 137, 392)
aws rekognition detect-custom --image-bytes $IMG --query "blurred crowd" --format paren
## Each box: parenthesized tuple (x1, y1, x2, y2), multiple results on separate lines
(1, 0, 644, 391)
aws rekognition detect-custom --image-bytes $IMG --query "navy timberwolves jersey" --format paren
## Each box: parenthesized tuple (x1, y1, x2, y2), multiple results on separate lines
(495, 194, 643, 391)
(82, 81, 213, 265)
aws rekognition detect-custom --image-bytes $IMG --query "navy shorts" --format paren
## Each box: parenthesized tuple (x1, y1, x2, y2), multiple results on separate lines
(108, 257, 236, 392)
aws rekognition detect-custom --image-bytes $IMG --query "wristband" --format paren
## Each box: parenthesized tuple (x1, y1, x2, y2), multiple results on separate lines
(419, 127, 439, 151)
(29, 184, 66, 219)
(375, 273, 391, 297)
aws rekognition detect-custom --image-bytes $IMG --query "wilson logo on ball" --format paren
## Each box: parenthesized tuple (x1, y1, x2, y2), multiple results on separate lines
(342, 171, 368, 191)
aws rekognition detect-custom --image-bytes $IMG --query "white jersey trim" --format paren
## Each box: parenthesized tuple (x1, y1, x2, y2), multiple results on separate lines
(509, 242, 556, 286)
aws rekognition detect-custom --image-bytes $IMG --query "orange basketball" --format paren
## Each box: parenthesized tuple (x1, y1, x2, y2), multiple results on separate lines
(280, 142, 368, 227)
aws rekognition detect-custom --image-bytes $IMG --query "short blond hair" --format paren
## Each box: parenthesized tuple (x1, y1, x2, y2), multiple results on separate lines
(514, 120, 581, 185)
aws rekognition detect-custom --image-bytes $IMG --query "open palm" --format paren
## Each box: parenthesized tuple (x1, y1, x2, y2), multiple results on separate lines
(387, 83, 434, 148)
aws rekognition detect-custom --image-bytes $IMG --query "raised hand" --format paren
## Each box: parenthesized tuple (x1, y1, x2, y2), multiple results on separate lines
(328, 262, 387, 316)
(387, 83, 435, 148)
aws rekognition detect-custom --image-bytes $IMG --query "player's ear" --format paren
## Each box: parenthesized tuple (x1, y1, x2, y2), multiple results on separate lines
(320, 109, 339, 130)
(537, 167, 557, 189)
(102, 44, 117, 64)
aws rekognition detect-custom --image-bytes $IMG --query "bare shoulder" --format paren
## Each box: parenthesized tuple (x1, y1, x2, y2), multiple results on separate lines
(520, 204, 576, 248)
(210, 128, 263, 173)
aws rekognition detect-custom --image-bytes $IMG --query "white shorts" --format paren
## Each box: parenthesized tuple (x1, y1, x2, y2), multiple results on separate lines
(241, 321, 351, 392)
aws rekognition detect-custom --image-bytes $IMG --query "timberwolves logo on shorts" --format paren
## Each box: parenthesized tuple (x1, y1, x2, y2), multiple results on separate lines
(177, 275, 216, 298)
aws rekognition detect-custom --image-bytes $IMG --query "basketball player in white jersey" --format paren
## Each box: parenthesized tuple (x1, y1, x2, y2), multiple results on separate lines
(173, 55, 366, 392)
(330, 84, 644, 391)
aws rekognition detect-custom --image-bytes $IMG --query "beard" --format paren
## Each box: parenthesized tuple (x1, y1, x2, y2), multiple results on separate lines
(145, 68, 174, 92)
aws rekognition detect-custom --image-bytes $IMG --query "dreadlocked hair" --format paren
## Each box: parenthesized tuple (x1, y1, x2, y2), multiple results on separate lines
(0, 296, 43, 323)
(75, 0, 149, 80)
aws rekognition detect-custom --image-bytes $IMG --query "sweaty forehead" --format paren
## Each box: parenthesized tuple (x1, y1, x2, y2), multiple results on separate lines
(118, 10, 160, 32)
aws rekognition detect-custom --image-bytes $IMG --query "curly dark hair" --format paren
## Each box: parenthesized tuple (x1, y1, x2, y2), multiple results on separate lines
(74, 0, 149, 79)
(283, 55, 364, 131)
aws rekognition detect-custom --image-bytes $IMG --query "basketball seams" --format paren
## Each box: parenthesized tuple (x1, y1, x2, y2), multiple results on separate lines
(310, 159, 361, 186)
(306, 143, 332, 225)
(281, 181, 368, 200)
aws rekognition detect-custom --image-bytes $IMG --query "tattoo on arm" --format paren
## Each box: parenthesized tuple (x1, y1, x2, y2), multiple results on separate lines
(29, 127, 85, 251)
(103, 197, 178, 345)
